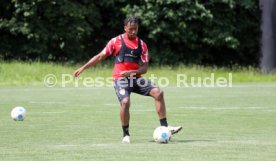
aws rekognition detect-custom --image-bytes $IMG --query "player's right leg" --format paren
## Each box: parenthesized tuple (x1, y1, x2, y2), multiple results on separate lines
(120, 97, 131, 143)
(114, 78, 132, 143)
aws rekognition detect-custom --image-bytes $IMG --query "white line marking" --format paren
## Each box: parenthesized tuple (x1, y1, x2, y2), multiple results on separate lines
(104, 103, 118, 106)
(132, 109, 155, 112)
(43, 111, 65, 114)
(53, 143, 115, 147)
(177, 106, 274, 110)
(29, 101, 67, 104)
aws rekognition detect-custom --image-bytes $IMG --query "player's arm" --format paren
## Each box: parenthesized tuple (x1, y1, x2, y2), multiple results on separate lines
(136, 62, 148, 74)
(74, 50, 108, 77)
(120, 62, 148, 77)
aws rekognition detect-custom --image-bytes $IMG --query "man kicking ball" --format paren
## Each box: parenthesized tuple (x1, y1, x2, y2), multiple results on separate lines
(74, 16, 182, 143)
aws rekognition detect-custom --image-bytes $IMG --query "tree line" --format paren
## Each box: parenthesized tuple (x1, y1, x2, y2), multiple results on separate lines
(0, 0, 260, 66)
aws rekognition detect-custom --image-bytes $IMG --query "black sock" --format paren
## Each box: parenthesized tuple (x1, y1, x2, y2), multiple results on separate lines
(122, 125, 130, 136)
(160, 118, 168, 127)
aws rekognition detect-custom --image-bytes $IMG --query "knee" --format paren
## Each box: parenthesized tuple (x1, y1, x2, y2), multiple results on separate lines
(121, 97, 130, 108)
(152, 88, 164, 100)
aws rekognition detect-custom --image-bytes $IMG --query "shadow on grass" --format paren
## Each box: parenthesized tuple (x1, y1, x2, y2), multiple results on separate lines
(148, 140, 214, 143)
(171, 140, 213, 143)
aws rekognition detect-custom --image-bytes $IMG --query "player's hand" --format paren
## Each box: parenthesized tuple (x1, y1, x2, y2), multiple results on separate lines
(74, 67, 84, 78)
(120, 71, 136, 77)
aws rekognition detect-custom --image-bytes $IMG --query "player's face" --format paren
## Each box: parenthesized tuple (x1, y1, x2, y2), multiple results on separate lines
(124, 23, 138, 40)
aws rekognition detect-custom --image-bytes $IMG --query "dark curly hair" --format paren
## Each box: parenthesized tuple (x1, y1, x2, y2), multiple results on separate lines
(124, 16, 140, 26)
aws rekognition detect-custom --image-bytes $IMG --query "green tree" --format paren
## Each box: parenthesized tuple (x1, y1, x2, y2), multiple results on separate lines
(0, 0, 260, 66)
(0, 0, 102, 61)
(122, 0, 260, 66)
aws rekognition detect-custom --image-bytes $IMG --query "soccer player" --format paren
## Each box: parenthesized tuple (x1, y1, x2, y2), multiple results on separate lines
(74, 16, 182, 143)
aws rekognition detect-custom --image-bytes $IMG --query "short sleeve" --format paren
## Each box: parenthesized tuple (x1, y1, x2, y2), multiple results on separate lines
(104, 37, 117, 56)
(141, 40, 149, 63)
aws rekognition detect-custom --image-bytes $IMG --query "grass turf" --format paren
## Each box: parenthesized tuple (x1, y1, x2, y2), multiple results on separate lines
(0, 84, 275, 161)
(1, 61, 276, 86)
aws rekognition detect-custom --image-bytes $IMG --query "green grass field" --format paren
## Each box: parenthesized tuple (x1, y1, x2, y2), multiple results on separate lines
(1, 83, 276, 161)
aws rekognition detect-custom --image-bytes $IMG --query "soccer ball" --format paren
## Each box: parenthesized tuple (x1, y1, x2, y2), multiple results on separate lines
(11, 106, 26, 121)
(153, 126, 171, 143)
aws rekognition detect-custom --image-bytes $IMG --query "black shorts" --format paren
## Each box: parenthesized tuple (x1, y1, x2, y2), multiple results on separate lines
(114, 77, 157, 102)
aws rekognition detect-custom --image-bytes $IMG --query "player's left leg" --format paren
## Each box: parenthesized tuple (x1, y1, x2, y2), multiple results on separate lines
(149, 87, 166, 121)
(134, 78, 182, 135)
(149, 87, 182, 134)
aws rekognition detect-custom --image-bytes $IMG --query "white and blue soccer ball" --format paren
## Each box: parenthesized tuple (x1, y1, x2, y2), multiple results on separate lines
(11, 106, 26, 121)
(153, 126, 171, 143)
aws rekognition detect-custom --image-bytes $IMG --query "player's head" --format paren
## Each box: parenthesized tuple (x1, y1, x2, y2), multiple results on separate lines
(124, 16, 139, 40)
